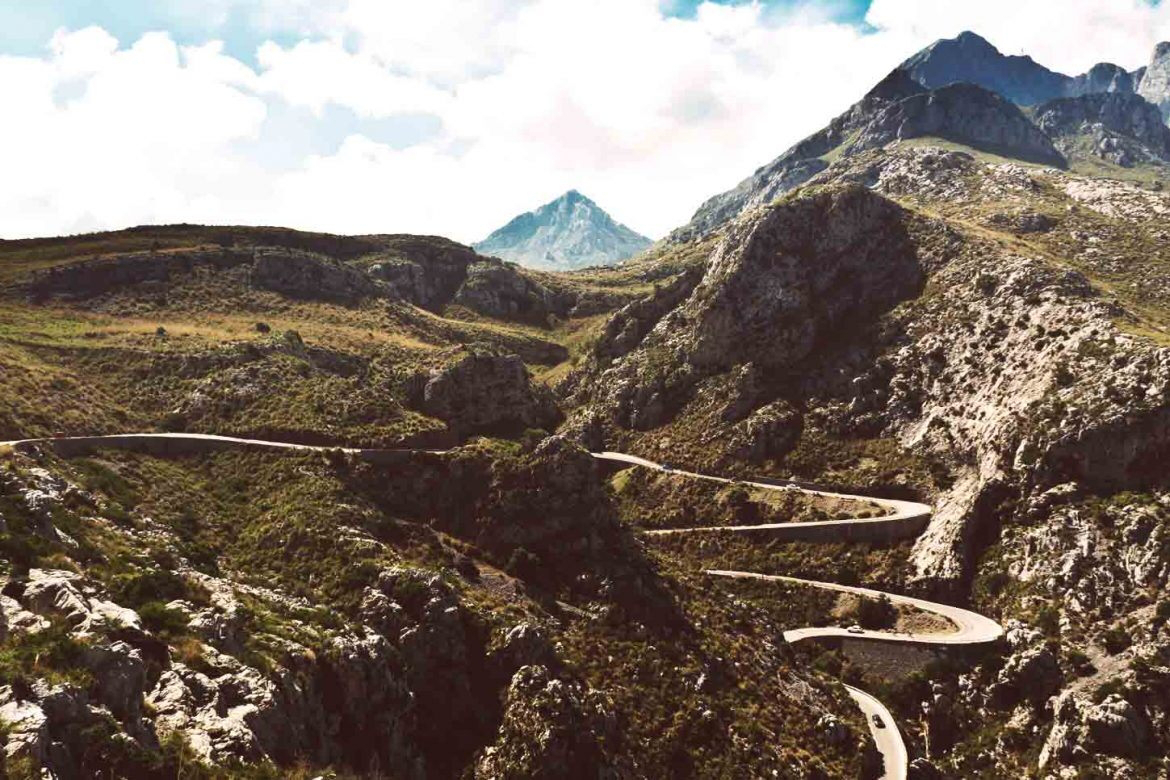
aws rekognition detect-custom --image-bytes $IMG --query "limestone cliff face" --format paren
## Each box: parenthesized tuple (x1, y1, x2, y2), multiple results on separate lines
(1036, 91, 1170, 166)
(1138, 41, 1170, 122)
(573, 186, 924, 431)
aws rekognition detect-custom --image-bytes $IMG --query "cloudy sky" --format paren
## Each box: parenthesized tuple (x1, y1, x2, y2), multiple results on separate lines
(1, 0, 1168, 242)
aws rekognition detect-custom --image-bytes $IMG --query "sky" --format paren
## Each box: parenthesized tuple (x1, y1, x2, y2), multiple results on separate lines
(0, 0, 1168, 242)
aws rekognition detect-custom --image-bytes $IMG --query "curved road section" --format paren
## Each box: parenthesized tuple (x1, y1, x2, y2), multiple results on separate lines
(847, 685, 908, 780)
(593, 451, 931, 541)
(706, 570, 1003, 646)
(594, 450, 1003, 780)
(2, 435, 1002, 779)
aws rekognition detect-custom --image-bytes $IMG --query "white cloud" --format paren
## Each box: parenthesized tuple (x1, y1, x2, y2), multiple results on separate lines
(254, 39, 451, 117)
(0, 28, 268, 237)
(2, 1, 1170, 243)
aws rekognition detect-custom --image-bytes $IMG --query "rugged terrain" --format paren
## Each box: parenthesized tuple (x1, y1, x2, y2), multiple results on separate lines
(3, 28, 1170, 780)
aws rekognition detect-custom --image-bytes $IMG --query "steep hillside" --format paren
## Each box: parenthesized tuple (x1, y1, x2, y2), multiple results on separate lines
(474, 191, 652, 271)
(0, 225, 661, 447)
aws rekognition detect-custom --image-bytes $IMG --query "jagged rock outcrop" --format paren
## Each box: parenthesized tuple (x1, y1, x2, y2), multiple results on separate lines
(365, 236, 481, 309)
(1068, 63, 1141, 98)
(581, 186, 923, 429)
(250, 248, 386, 304)
(858, 83, 1065, 167)
(1138, 42, 1170, 122)
(452, 261, 573, 325)
(420, 349, 562, 436)
(1041, 691, 1154, 766)
(1036, 92, 1170, 166)
(473, 665, 623, 779)
(989, 622, 1062, 708)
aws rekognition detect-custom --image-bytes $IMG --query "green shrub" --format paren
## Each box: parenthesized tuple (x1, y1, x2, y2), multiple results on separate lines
(1102, 626, 1132, 655)
(138, 601, 191, 639)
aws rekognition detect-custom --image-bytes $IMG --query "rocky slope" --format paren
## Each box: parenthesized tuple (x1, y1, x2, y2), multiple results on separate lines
(474, 190, 652, 271)
(672, 70, 1063, 241)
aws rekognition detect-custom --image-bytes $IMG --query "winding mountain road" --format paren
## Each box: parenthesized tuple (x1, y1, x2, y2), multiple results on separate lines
(2, 433, 1003, 779)
(593, 451, 1003, 780)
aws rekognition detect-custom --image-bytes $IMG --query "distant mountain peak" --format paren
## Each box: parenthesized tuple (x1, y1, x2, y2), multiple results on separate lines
(474, 191, 652, 271)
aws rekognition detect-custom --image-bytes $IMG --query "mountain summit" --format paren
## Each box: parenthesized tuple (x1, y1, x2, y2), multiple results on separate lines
(474, 190, 652, 271)
(671, 31, 1170, 240)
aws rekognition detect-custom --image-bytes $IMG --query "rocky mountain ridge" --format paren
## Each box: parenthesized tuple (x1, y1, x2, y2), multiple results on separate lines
(474, 190, 652, 271)
(904, 30, 1170, 115)
(674, 31, 1170, 241)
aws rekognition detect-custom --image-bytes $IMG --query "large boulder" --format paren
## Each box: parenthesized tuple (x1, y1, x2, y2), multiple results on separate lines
(474, 665, 621, 780)
(421, 350, 562, 436)
(453, 261, 570, 325)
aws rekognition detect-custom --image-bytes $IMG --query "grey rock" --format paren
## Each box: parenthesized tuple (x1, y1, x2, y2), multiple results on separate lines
(1068, 63, 1139, 98)
(474, 665, 621, 780)
(453, 260, 572, 325)
(1083, 694, 1151, 758)
(858, 83, 1065, 167)
(22, 568, 141, 634)
(1137, 42, 1170, 122)
(899, 31, 1070, 106)
(249, 247, 384, 304)
(488, 622, 558, 683)
(726, 400, 802, 464)
(1036, 92, 1170, 166)
(421, 349, 562, 436)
